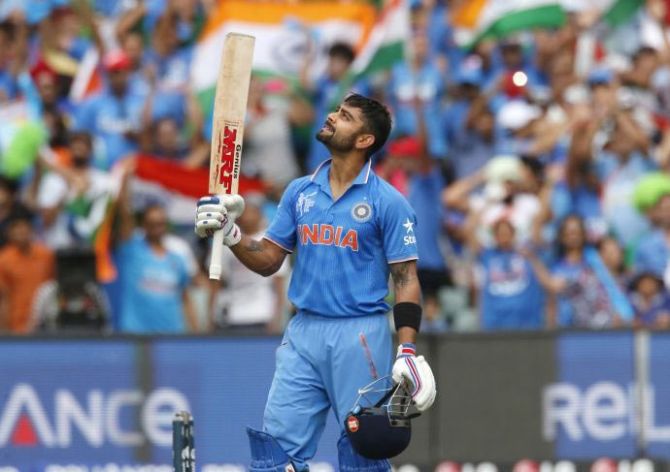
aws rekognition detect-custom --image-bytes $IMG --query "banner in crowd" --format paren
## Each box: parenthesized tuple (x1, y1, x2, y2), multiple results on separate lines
(190, 0, 408, 114)
(451, 0, 645, 47)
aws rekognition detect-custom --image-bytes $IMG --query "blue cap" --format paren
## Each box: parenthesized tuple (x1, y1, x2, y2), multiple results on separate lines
(454, 65, 483, 86)
(587, 68, 614, 86)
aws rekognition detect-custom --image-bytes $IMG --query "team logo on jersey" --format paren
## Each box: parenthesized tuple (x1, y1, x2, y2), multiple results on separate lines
(351, 202, 372, 223)
(296, 191, 317, 216)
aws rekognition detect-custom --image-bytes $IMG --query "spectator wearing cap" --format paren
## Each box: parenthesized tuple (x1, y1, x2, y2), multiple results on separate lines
(386, 30, 447, 159)
(73, 49, 147, 169)
(494, 100, 544, 156)
(628, 270, 670, 328)
(209, 192, 289, 334)
(442, 57, 497, 178)
(0, 211, 54, 334)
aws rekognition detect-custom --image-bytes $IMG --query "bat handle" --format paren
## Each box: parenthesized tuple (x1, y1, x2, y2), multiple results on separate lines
(209, 229, 225, 280)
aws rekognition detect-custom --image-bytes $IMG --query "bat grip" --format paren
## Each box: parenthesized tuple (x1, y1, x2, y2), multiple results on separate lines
(209, 229, 225, 280)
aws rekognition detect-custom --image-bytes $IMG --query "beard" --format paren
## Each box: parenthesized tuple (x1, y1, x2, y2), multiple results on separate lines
(316, 125, 357, 153)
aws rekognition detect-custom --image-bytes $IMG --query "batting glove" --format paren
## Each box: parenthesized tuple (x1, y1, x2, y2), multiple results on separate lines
(392, 343, 437, 412)
(195, 195, 245, 246)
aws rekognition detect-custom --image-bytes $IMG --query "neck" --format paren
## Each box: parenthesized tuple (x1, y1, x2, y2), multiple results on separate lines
(147, 238, 164, 252)
(330, 155, 366, 186)
(328, 154, 366, 200)
(565, 249, 583, 262)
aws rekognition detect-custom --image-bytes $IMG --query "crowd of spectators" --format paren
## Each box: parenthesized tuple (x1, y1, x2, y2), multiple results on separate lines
(2, 0, 670, 335)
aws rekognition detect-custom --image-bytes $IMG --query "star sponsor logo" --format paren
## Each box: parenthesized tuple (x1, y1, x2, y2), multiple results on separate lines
(403, 218, 416, 246)
(351, 202, 372, 223)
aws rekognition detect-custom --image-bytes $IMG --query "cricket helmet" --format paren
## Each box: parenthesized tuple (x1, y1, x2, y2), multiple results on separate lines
(344, 376, 420, 460)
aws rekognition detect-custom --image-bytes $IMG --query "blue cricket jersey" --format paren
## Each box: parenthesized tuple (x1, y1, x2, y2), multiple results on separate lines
(265, 159, 418, 317)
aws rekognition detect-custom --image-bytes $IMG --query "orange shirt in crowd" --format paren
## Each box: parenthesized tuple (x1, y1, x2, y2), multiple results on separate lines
(0, 244, 54, 333)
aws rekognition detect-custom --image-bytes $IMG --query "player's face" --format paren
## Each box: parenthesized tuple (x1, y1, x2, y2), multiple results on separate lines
(316, 104, 369, 153)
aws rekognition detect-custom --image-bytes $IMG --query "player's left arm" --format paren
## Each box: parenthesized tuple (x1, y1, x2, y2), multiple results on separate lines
(389, 259, 421, 345)
(382, 196, 436, 412)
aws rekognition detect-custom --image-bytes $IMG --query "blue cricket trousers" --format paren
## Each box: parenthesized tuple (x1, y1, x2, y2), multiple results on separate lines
(263, 311, 393, 466)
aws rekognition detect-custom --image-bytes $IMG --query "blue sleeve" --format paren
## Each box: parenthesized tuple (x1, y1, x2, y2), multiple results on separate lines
(264, 180, 299, 252)
(178, 256, 190, 289)
(379, 188, 419, 263)
(73, 98, 98, 132)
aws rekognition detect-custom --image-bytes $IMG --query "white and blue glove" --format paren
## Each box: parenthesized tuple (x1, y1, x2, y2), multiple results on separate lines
(392, 343, 437, 412)
(194, 195, 245, 247)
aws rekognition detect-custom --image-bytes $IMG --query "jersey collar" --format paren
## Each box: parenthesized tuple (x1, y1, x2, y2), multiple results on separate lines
(310, 159, 373, 189)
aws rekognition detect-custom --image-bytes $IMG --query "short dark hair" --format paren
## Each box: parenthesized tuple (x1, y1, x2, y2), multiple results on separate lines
(0, 175, 19, 195)
(343, 93, 392, 158)
(7, 208, 35, 227)
(328, 42, 355, 63)
(69, 130, 93, 149)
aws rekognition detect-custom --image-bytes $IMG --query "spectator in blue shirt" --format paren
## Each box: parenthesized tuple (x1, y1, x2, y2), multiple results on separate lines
(116, 166, 197, 334)
(74, 50, 148, 169)
(547, 215, 633, 328)
(0, 21, 20, 102)
(443, 59, 496, 178)
(628, 271, 670, 329)
(386, 30, 447, 159)
(634, 192, 670, 277)
(467, 212, 545, 331)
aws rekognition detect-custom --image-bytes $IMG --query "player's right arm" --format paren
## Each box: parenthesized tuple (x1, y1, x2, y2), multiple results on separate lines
(195, 197, 288, 277)
(230, 236, 288, 277)
(196, 180, 300, 277)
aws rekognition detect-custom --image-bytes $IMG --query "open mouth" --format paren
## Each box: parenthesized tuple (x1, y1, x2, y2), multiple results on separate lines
(321, 122, 335, 133)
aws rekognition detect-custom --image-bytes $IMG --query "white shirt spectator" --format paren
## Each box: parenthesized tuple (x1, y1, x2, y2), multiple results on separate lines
(214, 230, 290, 326)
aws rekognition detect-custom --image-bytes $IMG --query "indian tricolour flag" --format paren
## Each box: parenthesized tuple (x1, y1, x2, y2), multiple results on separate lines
(452, 0, 644, 48)
(191, 0, 408, 114)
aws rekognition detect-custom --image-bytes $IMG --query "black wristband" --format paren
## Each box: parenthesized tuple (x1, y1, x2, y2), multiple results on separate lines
(393, 302, 422, 332)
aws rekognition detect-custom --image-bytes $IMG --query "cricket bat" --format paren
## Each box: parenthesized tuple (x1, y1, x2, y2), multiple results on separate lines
(208, 33, 255, 280)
